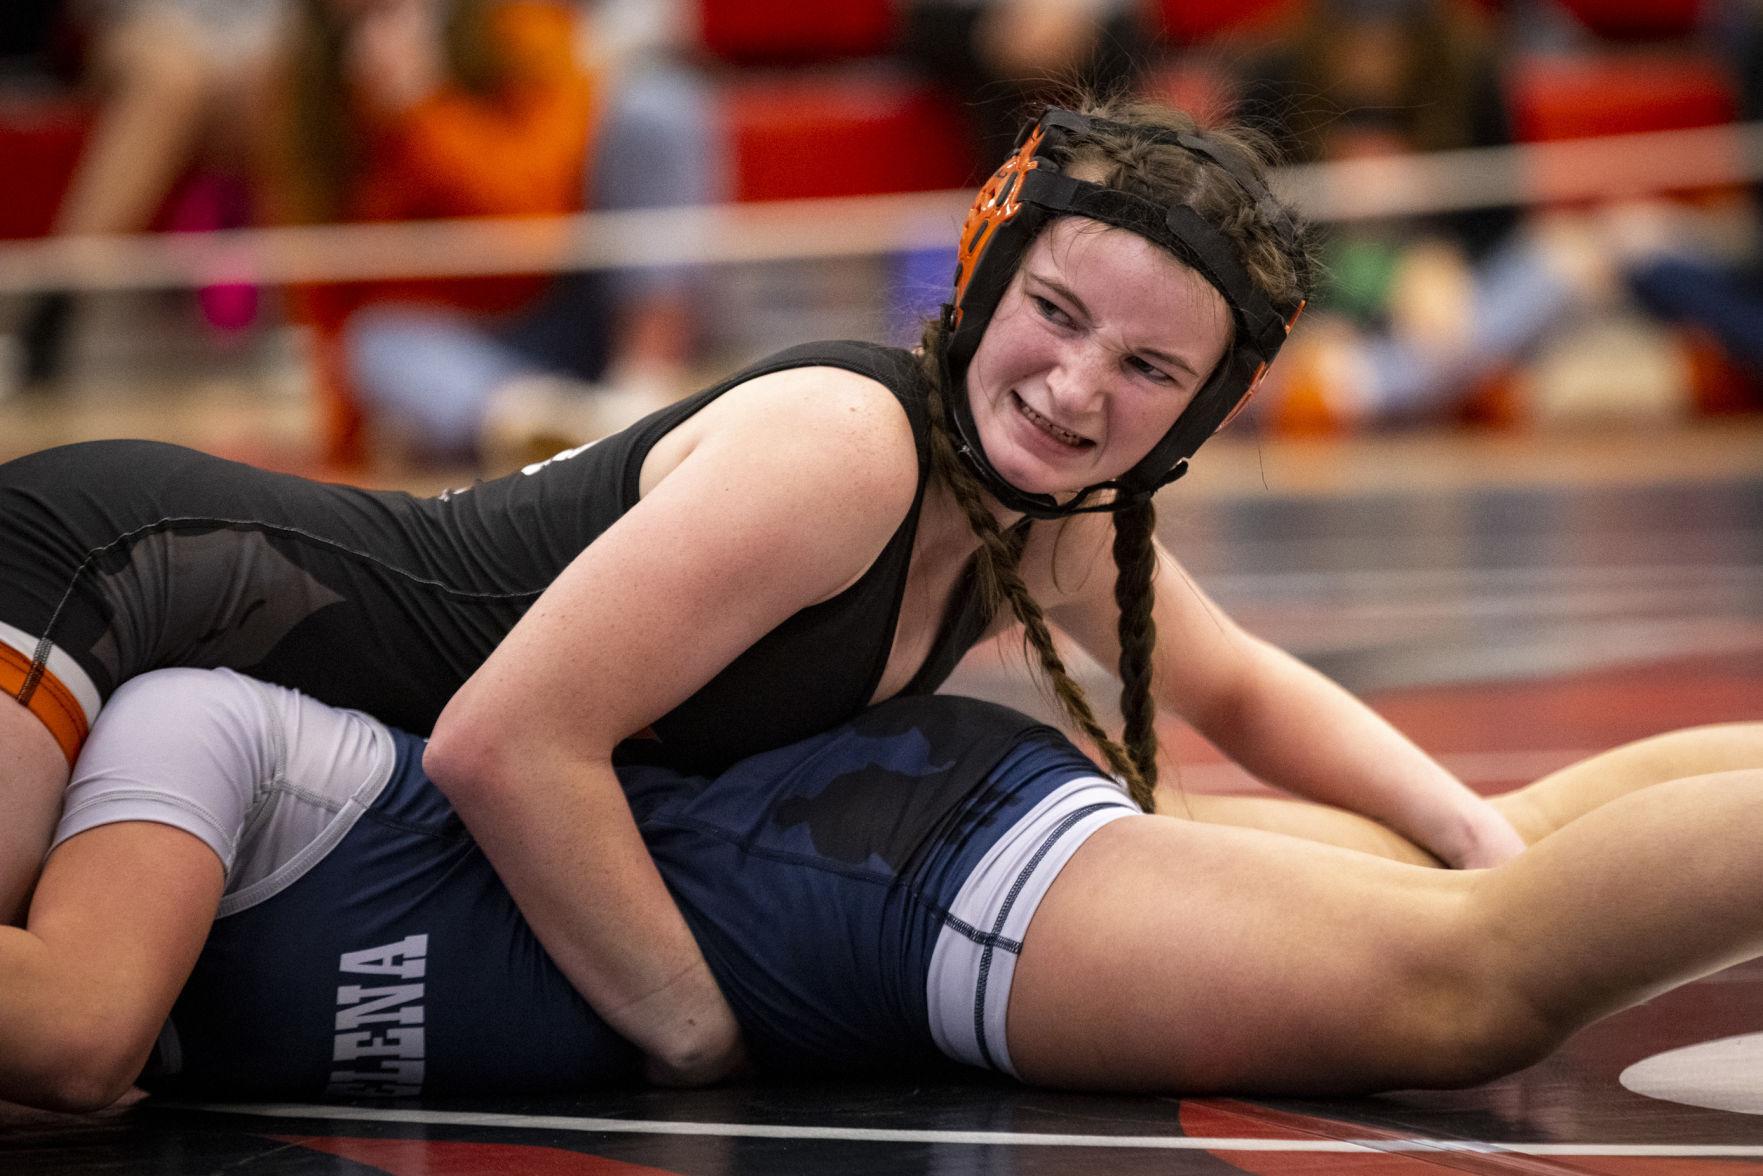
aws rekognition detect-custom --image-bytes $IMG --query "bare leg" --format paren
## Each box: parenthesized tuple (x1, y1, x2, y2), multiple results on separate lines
(0, 700, 71, 927)
(1177, 790, 1439, 865)
(1178, 722, 1763, 861)
(1490, 722, 1763, 843)
(1008, 768, 1763, 1095)
(51, 8, 216, 236)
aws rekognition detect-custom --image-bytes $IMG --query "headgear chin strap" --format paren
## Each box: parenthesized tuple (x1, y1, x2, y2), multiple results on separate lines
(940, 108, 1307, 520)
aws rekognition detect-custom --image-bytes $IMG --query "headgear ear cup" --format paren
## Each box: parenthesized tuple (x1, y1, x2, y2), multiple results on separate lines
(1216, 297, 1308, 433)
(938, 108, 1308, 519)
(949, 125, 1047, 332)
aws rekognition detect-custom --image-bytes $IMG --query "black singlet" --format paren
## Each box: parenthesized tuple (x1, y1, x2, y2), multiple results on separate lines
(0, 341, 995, 771)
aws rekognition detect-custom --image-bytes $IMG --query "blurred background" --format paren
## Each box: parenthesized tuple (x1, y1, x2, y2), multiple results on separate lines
(2, 0, 1760, 484)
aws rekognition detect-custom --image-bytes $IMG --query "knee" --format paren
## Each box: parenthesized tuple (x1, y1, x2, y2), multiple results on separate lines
(1393, 934, 1564, 1089)
(1418, 988, 1558, 1088)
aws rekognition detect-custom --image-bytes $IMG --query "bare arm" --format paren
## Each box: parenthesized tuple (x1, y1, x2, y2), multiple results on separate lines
(1045, 528, 1524, 868)
(0, 823, 222, 1112)
(424, 371, 919, 1079)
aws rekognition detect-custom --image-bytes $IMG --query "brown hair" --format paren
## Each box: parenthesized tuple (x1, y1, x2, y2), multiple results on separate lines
(273, 0, 513, 224)
(920, 96, 1311, 812)
(1282, 0, 1495, 159)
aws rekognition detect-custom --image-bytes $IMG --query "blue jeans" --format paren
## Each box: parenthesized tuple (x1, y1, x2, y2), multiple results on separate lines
(345, 68, 723, 456)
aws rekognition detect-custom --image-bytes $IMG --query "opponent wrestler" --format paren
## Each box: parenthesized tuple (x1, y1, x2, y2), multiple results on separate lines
(0, 100, 1523, 1081)
(2, 667, 1759, 1112)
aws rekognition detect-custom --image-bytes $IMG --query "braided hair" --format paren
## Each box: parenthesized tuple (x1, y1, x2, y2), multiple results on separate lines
(920, 97, 1313, 812)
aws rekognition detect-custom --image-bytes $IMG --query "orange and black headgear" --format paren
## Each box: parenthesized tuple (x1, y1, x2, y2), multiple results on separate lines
(941, 108, 1308, 518)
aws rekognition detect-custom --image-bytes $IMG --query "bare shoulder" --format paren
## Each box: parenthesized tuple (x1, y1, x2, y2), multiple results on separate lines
(640, 364, 919, 508)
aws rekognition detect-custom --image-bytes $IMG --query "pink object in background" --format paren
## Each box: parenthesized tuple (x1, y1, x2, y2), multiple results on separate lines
(164, 173, 259, 335)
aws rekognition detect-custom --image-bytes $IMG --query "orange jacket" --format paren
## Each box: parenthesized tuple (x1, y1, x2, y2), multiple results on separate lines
(289, 1, 600, 332)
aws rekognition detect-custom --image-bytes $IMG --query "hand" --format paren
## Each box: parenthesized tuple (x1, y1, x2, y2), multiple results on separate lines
(1432, 799, 1528, 870)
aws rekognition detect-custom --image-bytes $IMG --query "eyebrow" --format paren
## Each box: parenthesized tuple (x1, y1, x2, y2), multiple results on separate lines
(1027, 272, 1202, 377)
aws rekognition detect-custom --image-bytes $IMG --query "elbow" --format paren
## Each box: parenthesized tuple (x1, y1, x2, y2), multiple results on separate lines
(422, 711, 508, 805)
(424, 707, 595, 807)
(13, 1035, 144, 1114)
(37, 1076, 136, 1116)
(425, 682, 622, 808)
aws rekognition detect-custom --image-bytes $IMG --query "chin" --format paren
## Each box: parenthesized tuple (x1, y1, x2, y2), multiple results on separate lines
(993, 456, 1094, 500)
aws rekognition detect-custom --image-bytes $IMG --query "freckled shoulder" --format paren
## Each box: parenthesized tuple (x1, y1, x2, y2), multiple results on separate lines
(642, 364, 922, 513)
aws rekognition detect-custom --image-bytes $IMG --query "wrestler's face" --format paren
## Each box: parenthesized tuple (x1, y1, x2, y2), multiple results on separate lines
(965, 217, 1231, 501)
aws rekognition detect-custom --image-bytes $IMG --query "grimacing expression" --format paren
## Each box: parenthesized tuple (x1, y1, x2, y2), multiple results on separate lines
(965, 217, 1232, 500)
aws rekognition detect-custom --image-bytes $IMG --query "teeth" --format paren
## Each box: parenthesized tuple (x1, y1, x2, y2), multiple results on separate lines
(1019, 399, 1086, 446)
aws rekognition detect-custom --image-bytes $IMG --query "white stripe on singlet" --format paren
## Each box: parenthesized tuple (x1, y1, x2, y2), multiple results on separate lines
(924, 775, 1137, 1077)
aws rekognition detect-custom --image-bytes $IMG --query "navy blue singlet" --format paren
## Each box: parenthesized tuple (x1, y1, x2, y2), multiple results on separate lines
(146, 696, 1107, 1097)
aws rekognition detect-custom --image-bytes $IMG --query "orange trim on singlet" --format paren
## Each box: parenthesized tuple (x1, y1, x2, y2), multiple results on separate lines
(0, 640, 87, 768)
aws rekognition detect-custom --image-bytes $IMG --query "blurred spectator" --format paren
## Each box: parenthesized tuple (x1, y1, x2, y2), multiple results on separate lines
(1238, 0, 1517, 252)
(1616, 0, 1763, 388)
(260, 0, 719, 465)
(898, 0, 1149, 166)
(0, 1, 71, 84)
(13, 0, 284, 388)
(1240, 0, 1604, 428)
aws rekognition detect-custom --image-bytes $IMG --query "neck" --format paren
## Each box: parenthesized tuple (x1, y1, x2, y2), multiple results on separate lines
(918, 477, 1021, 565)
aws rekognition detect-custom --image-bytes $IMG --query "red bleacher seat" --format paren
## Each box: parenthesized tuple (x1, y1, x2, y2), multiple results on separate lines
(697, 0, 896, 63)
(1149, 0, 1295, 44)
(721, 71, 975, 201)
(0, 95, 90, 240)
(1507, 51, 1735, 140)
(1139, 59, 1240, 128)
(1549, 0, 1705, 42)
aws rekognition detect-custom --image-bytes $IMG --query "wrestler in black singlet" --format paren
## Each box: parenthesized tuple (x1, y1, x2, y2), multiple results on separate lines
(0, 341, 995, 770)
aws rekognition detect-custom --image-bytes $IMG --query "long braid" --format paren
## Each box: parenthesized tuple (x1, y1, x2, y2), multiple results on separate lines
(918, 336, 1151, 802)
(1110, 500, 1160, 812)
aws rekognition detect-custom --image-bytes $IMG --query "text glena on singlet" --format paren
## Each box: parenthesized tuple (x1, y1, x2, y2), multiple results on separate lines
(327, 934, 431, 1098)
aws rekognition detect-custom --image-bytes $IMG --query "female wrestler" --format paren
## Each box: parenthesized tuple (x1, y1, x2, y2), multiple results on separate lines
(0, 99, 1523, 1082)
(1, 667, 1759, 1111)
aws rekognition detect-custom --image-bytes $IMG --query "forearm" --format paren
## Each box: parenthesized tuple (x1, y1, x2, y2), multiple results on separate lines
(1, 818, 221, 1112)
(0, 928, 138, 1111)
(429, 750, 739, 1074)
(0, 928, 70, 1103)
(1199, 642, 1520, 866)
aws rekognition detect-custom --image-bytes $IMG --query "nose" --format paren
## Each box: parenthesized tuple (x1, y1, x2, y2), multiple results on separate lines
(1045, 339, 1112, 417)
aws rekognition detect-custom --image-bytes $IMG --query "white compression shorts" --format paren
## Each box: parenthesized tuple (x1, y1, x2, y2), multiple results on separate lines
(51, 667, 395, 915)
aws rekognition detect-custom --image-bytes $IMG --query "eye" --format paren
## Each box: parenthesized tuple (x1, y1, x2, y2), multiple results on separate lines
(1126, 355, 1177, 386)
(1029, 294, 1074, 328)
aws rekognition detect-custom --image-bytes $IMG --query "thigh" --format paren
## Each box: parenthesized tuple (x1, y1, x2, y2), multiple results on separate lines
(1005, 815, 1484, 1095)
(0, 698, 71, 925)
(1492, 722, 1763, 844)
(1176, 790, 1439, 865)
